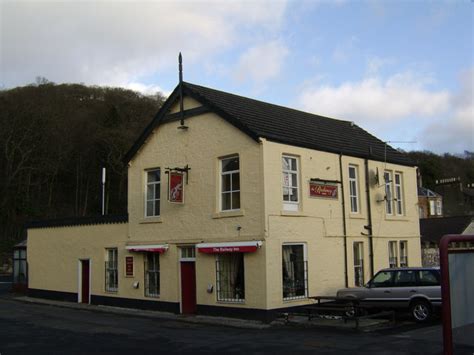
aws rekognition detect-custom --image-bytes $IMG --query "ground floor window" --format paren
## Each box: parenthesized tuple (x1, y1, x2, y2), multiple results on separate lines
(388, 241, 398, 268)
(105, 248, 118, 292)
(145, 253, 160, 297)
(399, 241, 408, 267)
(13, 248, 27, 284)
(216, 253, 245, 302)
(282, 244, 308, 300)
(353, 242, 364, 287)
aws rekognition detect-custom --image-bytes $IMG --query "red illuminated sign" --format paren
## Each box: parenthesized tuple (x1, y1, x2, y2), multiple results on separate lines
(125, 256, 134, 277)
(309, 182, 338, 199)
(169, 172, 184, 203)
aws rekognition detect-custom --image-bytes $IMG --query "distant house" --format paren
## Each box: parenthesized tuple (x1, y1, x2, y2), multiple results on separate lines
(420, 215, 474, 266)
(26, 81, 422, 321)
(418, 187, 443, 218)
(434, 178, 474, 216)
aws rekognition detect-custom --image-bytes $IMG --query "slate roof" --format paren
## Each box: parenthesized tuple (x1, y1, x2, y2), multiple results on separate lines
(26, 214, 128, 229)
(124, 82, 414, 166)
(418, 187, 441, 197)
(420, 216, 473, 243)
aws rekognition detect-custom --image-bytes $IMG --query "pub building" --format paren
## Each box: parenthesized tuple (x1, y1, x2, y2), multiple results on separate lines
(26, 72, 421, 321)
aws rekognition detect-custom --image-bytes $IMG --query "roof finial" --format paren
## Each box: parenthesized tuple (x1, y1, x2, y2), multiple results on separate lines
(178, 52, 188, 130)
(179, 52, 183, 84)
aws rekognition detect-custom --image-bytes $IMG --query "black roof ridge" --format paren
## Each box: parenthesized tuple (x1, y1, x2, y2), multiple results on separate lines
(26, 214, 129, 229)
(183, 81, 353, 125)
(420, 215, 473, 221)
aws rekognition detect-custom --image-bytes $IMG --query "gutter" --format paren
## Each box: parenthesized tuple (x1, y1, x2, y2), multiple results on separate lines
(364, 158, 375, 278)
(339, 153, 348, 288)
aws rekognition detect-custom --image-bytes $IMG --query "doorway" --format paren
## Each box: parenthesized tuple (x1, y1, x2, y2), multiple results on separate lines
(80, 259, 90, 304)
(180, 247, 196, 314)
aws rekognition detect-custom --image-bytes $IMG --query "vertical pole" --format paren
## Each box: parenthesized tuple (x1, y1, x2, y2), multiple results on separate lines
(101, 167, 106, 216)
(339, 153, 348, 288)
(364, 158, 374, 278)
(179, 52, 184, 126)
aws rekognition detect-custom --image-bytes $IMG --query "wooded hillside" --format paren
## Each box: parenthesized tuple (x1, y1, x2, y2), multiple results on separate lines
(0, 82, 164, 253)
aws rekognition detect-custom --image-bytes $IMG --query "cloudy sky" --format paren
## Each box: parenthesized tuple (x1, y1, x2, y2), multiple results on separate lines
(1, 0, 472, 154)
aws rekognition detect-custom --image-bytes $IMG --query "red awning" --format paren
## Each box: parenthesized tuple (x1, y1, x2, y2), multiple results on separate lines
(125, 244, 168, 253)
(196, 241, 262, 254)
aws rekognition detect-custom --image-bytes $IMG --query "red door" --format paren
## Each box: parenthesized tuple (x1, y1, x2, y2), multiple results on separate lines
(81, 260, 90, 304)
(180, 262, 196, 314)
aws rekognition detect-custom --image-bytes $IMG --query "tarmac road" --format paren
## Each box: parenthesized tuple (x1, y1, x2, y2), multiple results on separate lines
(0, 296, 473, 354)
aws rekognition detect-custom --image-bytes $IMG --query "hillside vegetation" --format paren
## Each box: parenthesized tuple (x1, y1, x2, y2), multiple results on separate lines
(0, 81, 164, 253)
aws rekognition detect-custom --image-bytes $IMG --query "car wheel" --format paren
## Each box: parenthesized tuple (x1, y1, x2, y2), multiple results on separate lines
(410, 300, 432, 322)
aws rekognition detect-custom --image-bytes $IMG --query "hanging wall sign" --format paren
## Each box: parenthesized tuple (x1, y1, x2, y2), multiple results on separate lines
(169, 172, 184, 203)
(309, 182, 338, 199)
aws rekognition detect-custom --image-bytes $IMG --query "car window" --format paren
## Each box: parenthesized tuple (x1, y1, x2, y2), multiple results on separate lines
(370, 271, 393, 287)
(418, 270, 440, 286)
(393, 270, 416, 287)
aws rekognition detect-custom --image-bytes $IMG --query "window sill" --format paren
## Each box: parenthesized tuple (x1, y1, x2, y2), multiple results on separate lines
(212, 210, 245, 219)
(217, 300, 246, 304)
(105, 290, 118, 294)
(349, 213, 365, 220)
(280, 210, 306, 217)
(385, 215, 409, 221)
(140, 217, 163, 224)
(283, 296, 308, 302)
(145, 295, 160, 299)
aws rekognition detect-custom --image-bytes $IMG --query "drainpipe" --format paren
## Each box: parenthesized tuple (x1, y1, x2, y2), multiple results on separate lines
(364, 157, 375, 278)
(339, 153, 348, 288)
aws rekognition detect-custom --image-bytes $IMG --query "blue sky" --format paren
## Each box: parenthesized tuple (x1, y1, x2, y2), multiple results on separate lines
(1, 0, 472, 153)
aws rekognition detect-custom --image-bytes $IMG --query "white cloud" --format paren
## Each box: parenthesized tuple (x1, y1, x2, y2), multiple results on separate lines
(234, 40, 289, 84)
(0, 0, 287, 90)
(122, 82, 170, 97)
(298, 71, 450, 122)
(297, 69, 473, 154)
(419, 69, 474, 153)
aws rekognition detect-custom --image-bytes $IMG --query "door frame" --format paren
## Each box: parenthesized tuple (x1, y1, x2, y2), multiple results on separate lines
(78, 259, 91, 304)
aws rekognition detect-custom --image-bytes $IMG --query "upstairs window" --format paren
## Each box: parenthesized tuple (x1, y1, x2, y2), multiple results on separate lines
(282, 156, 299, 211)
(384, 171, 393, 215)
(394, 172, 403, 215)
(220, 156, 240, 211)
(146, 169, 161, 217)
(348, 165, 359, 213)
(105, 248, 118, 292)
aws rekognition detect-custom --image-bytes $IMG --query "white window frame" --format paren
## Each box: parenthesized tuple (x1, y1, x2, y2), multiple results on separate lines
(220, 155, 240, 212)
(353, 242, 364, 287)
(282, 155, 299, 211)
(216, 253, 245, 303)
(399, 241, 408, 267)
(105, 248, 118, 292)
(282, 243, 308, 300)
(394, 172, 403, 215)
(388, 241, 398, 268)
(145, 169, 160, 217)
(429, 200, 436, 216)
(348, 165, 359, 213)
(436, 200, 442, 216)
(145, 253, 160, 298)
(384, 171, 393, 215)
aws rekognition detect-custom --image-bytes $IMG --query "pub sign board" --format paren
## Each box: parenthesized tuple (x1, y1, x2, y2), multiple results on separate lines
(309, 182, 338, 199)
(169, 172, 184, 203)
(125, 256, 134, 277)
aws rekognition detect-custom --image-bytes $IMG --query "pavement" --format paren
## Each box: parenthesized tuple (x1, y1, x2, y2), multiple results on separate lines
(0, 285, 473, 354)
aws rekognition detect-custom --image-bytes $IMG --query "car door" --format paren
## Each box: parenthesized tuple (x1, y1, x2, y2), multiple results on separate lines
(391, 270, 418, 308)
(417, 269, 442, 306)
(364, 270, 395, 308)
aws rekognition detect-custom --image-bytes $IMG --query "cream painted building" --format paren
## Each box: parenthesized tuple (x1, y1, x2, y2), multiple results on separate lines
(27, 82, 421, 321)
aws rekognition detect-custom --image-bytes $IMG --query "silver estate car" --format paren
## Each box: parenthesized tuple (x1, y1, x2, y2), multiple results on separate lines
(336, 267, 441, 322)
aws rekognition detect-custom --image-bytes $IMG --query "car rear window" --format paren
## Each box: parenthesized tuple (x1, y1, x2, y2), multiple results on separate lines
(417, 270, 440, 286)
(393, 270, 417, 287)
